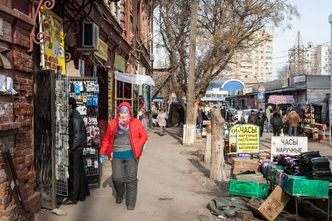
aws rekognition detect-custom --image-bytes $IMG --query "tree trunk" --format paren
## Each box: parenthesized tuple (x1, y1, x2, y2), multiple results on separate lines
(204, 123, 211, 165)
(210, 108, 226, 181)
(183, 0, 198, 145)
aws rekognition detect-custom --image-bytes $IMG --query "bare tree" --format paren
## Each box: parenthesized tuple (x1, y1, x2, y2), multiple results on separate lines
(155, 0, 298, 101)
(277, 64, 290, 80)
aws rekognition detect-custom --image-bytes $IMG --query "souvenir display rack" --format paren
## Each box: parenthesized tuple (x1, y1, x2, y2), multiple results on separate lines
(55, 75, 69, 196)
(69, 77, 100, 186)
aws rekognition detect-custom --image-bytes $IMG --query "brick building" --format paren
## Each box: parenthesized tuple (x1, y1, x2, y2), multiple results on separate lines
(0, 0, 40, 220)
(0, 0, 154, 220)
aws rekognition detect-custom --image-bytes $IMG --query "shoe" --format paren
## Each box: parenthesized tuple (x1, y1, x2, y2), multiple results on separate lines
(116, 196, 123, 204)
(62, 199, 77, 205)
(127, 205, 135, 210)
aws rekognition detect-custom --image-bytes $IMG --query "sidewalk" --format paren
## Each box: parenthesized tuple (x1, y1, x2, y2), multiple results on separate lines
(35, 127, 217, 221)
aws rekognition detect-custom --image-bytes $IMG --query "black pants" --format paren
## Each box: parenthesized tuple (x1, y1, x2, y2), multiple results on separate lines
(273, 128, 281, 136)
(69, 149, 90, 202)
(259, 124, 264, 137)
(112, 158, 139, 207)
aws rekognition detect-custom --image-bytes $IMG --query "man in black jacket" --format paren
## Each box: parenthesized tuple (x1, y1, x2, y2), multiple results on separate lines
(64, 97, 90, 205)
(257, 108, 267, 137)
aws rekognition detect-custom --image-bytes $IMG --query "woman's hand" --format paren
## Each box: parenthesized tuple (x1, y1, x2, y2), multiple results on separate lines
(99, 155, 105, 164)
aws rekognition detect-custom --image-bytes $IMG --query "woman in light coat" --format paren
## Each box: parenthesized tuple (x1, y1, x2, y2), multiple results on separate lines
(157, 108, 168, 136)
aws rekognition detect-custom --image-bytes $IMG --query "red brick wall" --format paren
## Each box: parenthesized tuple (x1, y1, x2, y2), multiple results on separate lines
(0, 2, 40, 220)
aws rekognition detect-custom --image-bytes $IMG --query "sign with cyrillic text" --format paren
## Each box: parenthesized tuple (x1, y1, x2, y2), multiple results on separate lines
(271, 136, 308, 158)
(236, 124, 260, 154)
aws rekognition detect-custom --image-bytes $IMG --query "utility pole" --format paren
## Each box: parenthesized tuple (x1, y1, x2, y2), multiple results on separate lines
(183, 0, 198, 145)
(328, 13, 332, 145)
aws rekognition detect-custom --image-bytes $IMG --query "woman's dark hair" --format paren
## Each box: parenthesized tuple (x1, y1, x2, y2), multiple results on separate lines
(69, 97, 77, 108)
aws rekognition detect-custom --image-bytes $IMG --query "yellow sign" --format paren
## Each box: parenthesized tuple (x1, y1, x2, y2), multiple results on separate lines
(114, 53, 126, 72)
(108, 71, 113, 120)
(228, 125, 239, 154)
(95, 38, 108, 61)
(236, 124, 260, 154)
(39, 7, 66, 74)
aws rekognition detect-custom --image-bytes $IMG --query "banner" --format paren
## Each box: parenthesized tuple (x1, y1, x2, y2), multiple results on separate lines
(39, 7, 66, 74)
(108, 71, 113, 120)
(236, 124, 260, 154)
(271, 136, 308, 158)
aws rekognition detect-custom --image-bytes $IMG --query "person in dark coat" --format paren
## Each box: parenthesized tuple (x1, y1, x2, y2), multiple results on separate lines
(64, 97, 90, 205)
(257, 108, 267, 137)
(248, 110, 258, 125)
(177, 105, 185, 126)
(270, 111, 283, 136)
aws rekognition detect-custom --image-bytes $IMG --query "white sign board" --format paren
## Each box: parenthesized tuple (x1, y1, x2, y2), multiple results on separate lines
(271, 136, 308, 157)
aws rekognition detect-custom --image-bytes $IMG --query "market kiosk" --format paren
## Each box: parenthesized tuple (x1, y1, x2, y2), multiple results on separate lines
(227, 134, 331, 220)
(297, 103, 326, 141)
(267, 136, 331, 221)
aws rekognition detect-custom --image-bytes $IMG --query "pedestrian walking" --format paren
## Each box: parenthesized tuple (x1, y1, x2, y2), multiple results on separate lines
(266, 105, 273, 132)
(270, 111, 283, 136)
(287, 109, 301, 136)
(64, 97, 90, 205)
(257, 108, 267, 137)
(157, 108, 168, 136)
(99, 102, 148, 210)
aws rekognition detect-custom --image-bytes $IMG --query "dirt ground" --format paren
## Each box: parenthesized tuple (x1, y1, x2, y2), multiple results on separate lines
(35, 127, 331, 221)
(35, 127, 225, 221)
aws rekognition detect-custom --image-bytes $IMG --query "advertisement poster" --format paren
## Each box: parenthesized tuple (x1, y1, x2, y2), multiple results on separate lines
(108, 71, 113, 120)
(228, 125, 239, 154)
(271, 136, 308, 158)
(39, 6, 66, 74)
(236, 124, 260, 154)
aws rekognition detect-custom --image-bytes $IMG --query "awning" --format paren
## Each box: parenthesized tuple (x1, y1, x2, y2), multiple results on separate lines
(268, 95, 295, 104)
(152, 98, 164, 103)
(115, 71, 155, 86)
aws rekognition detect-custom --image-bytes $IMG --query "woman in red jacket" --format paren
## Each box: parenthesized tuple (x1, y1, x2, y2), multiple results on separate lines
(99, 102, 148, 210)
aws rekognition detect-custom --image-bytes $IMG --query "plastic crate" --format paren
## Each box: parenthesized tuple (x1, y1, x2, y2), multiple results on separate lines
(281, 174, 306, 192)
(285, 177, 329, 199)
(229, 179, 269, 199)
(267, 166, 283, 186)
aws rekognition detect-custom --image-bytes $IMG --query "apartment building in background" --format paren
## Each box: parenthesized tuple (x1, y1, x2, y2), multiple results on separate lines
(227, 32, 273, 83)
(289, 42, 331, 76)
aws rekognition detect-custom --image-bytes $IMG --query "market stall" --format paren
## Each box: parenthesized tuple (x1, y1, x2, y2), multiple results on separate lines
(223, 135, 332, 221)
(296, 102, 326, 141)
(114, 71, 155, 115)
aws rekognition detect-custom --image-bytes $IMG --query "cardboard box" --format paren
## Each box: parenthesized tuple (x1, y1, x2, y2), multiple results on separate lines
(232, 158, 261, 175)
(247, 186, 290, 221)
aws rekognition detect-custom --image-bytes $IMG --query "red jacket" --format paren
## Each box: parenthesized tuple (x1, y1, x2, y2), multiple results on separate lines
(99, 102, 148, 160)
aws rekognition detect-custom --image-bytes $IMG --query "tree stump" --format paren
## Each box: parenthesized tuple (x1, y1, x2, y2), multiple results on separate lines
(210, 107, 226, 181)
(204, 123, 212, 165)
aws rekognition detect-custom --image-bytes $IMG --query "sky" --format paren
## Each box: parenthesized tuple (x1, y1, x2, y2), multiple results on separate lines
(272, 0, 332, 77)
